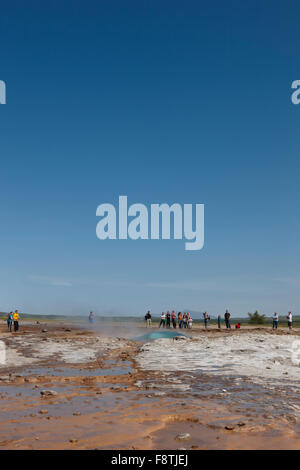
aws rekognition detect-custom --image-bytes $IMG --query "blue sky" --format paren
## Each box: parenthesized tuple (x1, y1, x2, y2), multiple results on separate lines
(0, 1, 299, 317)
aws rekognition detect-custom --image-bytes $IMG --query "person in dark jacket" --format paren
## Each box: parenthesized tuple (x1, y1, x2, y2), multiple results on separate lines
(224, 310, 231, 329)
(166, 311, 171, 328)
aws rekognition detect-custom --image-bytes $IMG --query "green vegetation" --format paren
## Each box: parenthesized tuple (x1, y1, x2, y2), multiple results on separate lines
(248, 311, 266, 324)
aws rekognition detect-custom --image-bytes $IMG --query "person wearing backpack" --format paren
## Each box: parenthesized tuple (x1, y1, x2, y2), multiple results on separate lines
(7, 312, 13, 332)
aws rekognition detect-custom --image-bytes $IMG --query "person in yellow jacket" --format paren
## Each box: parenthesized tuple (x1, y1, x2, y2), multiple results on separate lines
(13, 310, 19, 332)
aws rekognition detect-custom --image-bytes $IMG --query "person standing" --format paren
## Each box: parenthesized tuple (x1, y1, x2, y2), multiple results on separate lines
(224, 310, 231, 329)
(145, 311, 152, 328)
(178, 312, 183, 329)
(7, 312, 13, 332)
(171, 311, 177, 329)
(188, 315, 193, 329)
(272, 312, 279, 330)
(217, 315, 221, 329)
(287, 312, 292, 330)
(203, 312, 210, 329)
(88, 311, 95, 324)
(183, 313, 188, 329)
(166, 311, 171, 328)
(13, 310, 19, 332)
(159, 312, 166, 328)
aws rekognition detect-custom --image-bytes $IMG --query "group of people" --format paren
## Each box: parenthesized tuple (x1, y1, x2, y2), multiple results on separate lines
(145, 311, 193, 328)
(145, 309, 294, 330)
(272, 312, 293, 330)
(144, 310, 233, 330)
(6, 310, 20, 332)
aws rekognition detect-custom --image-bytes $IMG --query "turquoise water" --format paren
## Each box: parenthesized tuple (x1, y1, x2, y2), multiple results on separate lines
(134, 330, 187, 342)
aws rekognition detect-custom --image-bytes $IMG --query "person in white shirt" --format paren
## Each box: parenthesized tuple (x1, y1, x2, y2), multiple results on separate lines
(272, 312, 279, 330)
(287, 312, 292, 330)
(159, 312, 166, 328)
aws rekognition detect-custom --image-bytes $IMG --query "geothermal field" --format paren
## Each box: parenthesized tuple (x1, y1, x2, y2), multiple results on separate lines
(0, 321, 299, 450)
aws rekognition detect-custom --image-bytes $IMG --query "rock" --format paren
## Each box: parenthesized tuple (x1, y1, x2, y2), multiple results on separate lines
(237, 422, 246, 427)
(25, 377, 38, 383)
(41, 329, 48, 333)
(39, 409, 48, 414)
(110, 386, 121, 391)
(224, 425, 235, 430)
(69, 438, 78, 443)
(134, 381, 143, 387)
(175, 433, 191, 441)
(73, 411, 81, 416)
(40, 390, 58, 397)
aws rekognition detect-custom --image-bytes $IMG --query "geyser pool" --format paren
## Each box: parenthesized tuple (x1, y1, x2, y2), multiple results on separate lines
(134, 330, 187, 342)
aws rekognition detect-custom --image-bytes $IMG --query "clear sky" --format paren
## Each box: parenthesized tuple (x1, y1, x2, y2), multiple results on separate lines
(0, 1, 299, 317)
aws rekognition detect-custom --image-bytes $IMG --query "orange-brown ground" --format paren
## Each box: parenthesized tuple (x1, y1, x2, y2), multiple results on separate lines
(0, 321, 299, 450)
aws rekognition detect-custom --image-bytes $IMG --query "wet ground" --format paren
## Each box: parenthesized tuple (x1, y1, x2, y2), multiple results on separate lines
(0, 322, 299, 449)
